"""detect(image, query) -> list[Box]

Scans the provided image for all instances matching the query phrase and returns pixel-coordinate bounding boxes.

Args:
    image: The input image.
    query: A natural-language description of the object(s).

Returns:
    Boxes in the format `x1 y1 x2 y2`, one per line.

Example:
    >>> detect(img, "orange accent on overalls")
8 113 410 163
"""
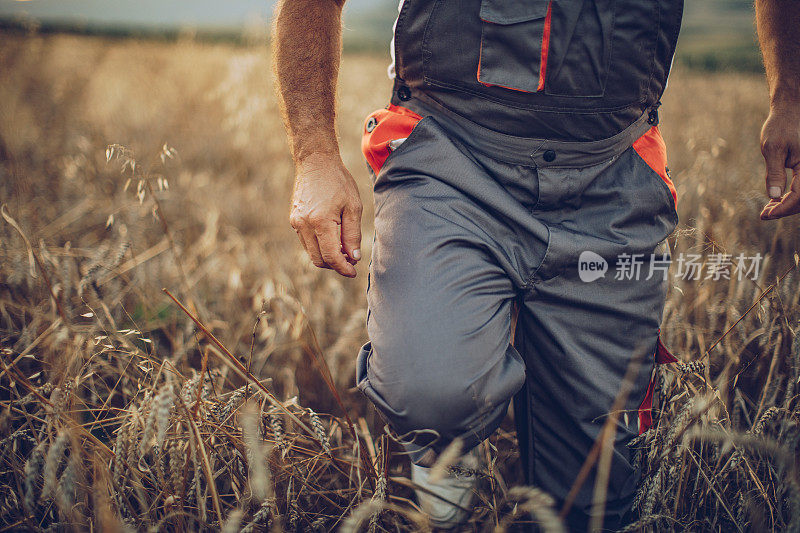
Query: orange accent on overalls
536 1 553 92
632 126 678 207
637 335 678 433
361 104 423 175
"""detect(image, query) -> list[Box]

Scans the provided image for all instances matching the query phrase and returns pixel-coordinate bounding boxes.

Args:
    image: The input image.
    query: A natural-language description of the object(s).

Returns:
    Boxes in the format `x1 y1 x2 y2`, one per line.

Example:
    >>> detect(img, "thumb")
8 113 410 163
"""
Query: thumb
341 203 363 262
763 143 788 199
763 165 800 220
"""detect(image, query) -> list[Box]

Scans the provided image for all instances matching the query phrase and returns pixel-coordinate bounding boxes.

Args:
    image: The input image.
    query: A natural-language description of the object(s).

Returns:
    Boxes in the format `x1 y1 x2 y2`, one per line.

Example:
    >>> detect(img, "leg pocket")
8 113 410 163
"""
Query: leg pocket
632 125 678 213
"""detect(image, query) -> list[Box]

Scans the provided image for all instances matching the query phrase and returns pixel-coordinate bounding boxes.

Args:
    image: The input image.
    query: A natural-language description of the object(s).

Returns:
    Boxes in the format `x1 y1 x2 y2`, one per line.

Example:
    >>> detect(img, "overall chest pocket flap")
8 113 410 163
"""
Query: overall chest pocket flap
478 0 552 93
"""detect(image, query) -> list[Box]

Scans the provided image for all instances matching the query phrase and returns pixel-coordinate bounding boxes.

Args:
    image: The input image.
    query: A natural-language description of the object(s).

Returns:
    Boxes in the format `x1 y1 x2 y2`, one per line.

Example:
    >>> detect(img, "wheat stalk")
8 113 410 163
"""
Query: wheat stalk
42 430 70 501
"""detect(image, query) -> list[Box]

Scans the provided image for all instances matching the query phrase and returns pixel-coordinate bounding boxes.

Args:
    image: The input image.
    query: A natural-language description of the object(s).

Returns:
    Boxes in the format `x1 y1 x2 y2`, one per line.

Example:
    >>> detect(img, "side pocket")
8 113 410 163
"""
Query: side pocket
361 104 423 176
637 334 678 434
477 0 552 93
632 125 678 211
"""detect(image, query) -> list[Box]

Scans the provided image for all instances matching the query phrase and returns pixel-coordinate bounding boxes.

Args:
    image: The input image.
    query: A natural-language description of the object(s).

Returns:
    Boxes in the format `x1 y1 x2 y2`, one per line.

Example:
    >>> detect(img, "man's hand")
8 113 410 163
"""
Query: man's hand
759 99 800 220
289 152 362 277
755 0 800 221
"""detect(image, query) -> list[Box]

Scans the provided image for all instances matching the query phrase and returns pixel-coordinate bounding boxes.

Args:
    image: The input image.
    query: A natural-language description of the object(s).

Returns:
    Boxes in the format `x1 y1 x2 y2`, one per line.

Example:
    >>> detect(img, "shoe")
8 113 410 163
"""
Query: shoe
412 447 481 529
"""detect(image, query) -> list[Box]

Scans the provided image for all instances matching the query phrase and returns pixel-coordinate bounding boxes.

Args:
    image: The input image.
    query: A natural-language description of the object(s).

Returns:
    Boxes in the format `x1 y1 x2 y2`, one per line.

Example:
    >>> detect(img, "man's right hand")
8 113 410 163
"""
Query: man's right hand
289 152 363 278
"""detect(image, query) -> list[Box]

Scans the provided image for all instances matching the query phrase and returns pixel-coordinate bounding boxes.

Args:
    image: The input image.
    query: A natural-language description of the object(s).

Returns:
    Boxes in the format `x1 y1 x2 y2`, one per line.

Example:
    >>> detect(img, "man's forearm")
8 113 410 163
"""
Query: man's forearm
273 0 345 165
273 0 362 278
756 0 800 106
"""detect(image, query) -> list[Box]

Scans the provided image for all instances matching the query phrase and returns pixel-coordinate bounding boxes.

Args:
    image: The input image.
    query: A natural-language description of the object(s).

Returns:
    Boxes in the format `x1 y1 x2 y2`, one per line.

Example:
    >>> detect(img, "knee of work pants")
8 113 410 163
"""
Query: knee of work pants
357 337 523 466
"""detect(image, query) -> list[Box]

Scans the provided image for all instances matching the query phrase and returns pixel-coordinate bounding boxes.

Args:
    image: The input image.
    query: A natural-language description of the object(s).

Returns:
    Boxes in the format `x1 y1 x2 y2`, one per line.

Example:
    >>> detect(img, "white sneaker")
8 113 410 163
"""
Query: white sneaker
412 448 481 529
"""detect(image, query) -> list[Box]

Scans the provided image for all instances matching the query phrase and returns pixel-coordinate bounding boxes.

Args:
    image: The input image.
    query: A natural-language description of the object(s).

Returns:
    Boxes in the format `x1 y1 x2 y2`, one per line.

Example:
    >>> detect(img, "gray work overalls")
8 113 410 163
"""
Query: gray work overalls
356 0 684 529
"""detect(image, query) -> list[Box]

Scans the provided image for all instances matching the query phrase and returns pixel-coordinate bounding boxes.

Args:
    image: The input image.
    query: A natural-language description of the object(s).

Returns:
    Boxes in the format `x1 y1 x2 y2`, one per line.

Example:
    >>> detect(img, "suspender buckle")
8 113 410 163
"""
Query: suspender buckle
647 102 662 126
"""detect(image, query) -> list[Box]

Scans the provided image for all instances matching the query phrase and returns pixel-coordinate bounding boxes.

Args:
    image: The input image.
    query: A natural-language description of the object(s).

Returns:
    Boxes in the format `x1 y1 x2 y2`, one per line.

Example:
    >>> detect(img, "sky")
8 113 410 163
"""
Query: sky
0 0 393 30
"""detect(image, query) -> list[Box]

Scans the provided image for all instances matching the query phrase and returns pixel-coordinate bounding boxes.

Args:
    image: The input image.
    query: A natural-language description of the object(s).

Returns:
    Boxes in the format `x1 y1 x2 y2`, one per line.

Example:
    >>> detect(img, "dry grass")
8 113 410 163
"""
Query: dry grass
1 30 799 532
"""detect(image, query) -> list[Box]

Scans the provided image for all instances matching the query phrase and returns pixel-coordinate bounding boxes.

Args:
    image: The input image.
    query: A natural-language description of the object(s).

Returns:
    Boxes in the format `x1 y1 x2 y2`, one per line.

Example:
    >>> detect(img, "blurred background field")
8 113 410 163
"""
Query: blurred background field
0 0 764 69
1 2 800 532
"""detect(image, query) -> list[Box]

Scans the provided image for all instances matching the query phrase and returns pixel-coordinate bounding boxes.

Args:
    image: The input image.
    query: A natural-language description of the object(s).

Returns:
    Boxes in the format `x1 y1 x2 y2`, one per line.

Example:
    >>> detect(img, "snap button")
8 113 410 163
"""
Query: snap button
543 149 556 162
397 85 411 101
366 116 377 132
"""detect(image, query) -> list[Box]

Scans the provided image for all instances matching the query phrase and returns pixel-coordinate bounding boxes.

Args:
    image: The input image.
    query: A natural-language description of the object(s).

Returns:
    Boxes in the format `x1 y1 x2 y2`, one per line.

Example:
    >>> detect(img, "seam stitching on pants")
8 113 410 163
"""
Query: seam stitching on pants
467 380 489 446
524 222 552 290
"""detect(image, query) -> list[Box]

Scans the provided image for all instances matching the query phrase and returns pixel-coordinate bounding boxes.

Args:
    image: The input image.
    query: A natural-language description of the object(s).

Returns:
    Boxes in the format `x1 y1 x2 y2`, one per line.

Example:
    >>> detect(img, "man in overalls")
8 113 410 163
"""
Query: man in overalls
273 0 800 529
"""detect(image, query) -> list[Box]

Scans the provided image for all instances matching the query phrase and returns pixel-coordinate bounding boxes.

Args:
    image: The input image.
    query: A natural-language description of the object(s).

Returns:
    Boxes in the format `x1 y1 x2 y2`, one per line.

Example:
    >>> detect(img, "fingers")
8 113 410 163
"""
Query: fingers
761 165 800 220
291 213 331 269
314 219 357 277
297 226 330 269
761 139 788 199
340 202 363 262
287 158 362 277
292 214 357 277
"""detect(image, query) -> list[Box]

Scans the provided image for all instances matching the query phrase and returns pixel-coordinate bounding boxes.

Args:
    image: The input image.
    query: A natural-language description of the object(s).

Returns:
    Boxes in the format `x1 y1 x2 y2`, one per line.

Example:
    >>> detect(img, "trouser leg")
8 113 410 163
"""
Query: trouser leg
356 118 538 466
514 145 679 531
514 285 662 531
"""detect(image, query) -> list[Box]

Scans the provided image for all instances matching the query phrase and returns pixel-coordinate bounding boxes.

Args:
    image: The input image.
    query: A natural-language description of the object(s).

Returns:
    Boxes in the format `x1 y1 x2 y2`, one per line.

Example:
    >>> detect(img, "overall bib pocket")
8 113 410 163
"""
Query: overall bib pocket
477 0 552 93
477 0 618 98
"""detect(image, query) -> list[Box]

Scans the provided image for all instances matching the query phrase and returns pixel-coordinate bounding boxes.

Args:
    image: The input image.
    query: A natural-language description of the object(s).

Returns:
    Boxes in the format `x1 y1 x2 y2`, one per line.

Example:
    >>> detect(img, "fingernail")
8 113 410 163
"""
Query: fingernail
769 186 782 199
352 249 361 261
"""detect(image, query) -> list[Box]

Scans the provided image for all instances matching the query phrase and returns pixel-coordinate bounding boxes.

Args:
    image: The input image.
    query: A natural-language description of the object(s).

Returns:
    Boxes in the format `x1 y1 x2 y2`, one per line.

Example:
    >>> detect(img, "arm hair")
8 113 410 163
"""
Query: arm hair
273 0 347 165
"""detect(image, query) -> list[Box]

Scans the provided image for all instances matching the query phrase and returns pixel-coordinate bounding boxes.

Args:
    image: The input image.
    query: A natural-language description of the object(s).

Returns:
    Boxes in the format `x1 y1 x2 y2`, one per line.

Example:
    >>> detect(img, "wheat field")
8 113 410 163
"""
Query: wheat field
1 30 799 532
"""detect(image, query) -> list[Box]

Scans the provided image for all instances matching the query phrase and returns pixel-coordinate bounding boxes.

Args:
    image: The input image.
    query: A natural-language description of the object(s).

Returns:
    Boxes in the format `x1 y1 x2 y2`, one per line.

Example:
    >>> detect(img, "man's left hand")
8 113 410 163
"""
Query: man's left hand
760 98 800 220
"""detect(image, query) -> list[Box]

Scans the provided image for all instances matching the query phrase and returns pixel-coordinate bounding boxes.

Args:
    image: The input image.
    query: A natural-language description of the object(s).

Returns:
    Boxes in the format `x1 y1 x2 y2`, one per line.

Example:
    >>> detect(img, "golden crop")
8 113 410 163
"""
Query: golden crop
1 31 798 531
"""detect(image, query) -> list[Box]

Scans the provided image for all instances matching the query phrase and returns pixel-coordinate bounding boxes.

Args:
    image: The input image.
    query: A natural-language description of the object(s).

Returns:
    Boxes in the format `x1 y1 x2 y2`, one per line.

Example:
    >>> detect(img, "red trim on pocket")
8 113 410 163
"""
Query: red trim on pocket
637 335 678 434
361 104 423 175
632 126 678 207
537 1 552 92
